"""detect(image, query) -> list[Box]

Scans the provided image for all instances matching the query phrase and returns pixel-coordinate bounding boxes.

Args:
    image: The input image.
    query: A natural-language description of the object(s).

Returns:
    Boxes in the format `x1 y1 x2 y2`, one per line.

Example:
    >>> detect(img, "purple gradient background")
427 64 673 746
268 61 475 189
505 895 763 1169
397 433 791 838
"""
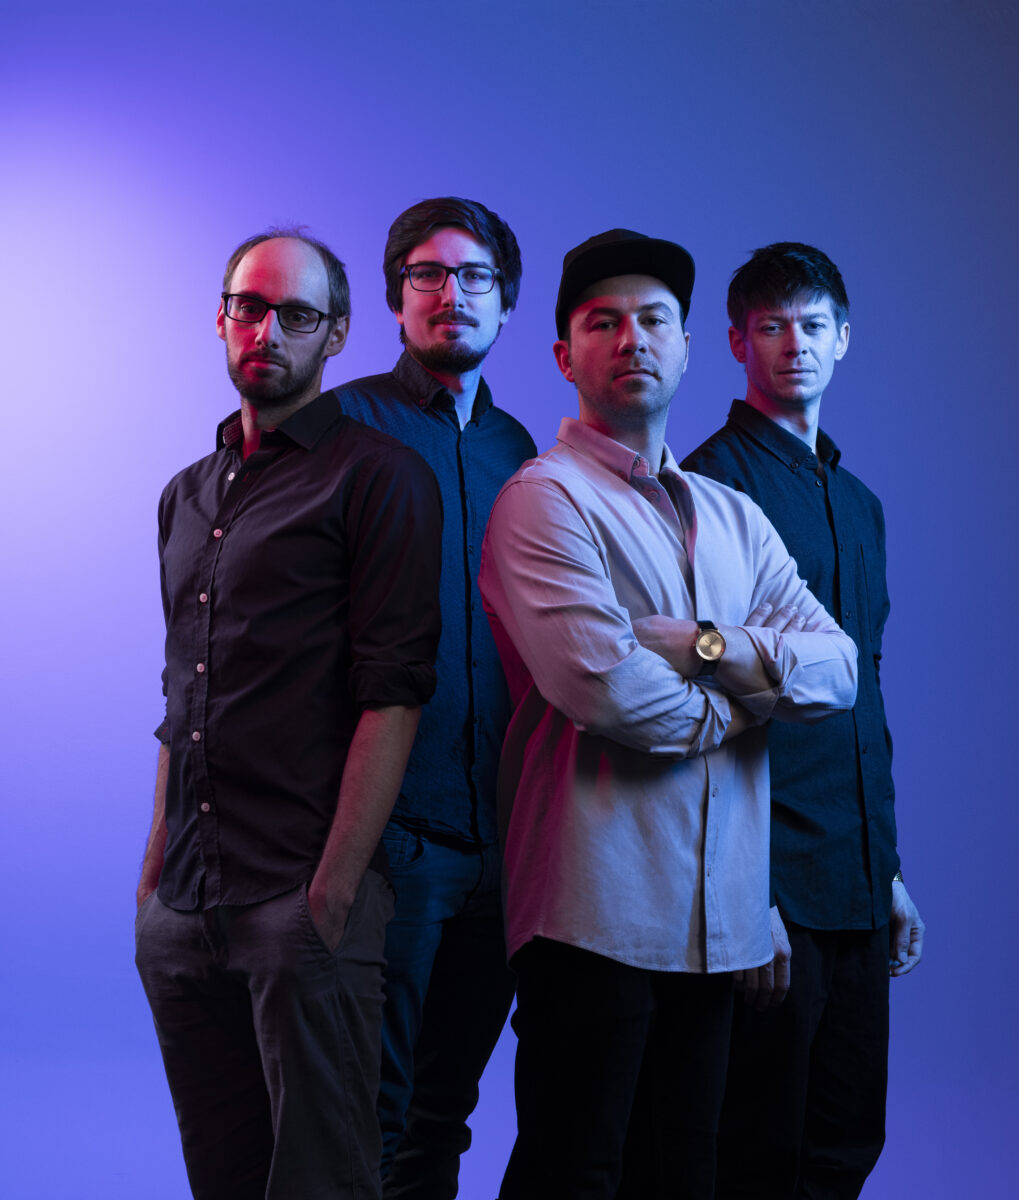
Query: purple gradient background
1 2 1015 1195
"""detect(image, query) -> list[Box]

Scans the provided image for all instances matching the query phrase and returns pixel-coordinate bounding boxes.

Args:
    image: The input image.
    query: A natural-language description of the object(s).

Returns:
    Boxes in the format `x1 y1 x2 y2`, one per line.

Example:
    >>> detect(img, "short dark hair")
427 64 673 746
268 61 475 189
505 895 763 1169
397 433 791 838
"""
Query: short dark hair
222 226 351 320
383 197 522 314
727 242 849 335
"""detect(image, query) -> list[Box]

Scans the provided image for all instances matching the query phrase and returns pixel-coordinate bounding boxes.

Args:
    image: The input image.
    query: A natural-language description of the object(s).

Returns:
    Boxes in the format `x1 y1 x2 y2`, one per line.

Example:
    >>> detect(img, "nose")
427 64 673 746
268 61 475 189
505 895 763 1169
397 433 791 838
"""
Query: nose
439 269 465 306
254 308 282 346
784 325 809 356
618 315 647 354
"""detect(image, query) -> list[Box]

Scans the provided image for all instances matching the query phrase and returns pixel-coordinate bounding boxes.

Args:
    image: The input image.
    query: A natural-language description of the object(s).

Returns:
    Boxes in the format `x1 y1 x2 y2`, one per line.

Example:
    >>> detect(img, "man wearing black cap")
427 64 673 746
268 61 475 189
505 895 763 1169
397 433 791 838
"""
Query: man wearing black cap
478 230 860 1199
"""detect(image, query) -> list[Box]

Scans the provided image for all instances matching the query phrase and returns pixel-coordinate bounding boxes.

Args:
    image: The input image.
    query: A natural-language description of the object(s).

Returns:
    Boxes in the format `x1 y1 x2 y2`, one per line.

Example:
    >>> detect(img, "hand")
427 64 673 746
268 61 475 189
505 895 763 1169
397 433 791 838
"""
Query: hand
631 615 701 677
307 878 352 953
734 906 791 1011
744 600 808 633
889 880 924 977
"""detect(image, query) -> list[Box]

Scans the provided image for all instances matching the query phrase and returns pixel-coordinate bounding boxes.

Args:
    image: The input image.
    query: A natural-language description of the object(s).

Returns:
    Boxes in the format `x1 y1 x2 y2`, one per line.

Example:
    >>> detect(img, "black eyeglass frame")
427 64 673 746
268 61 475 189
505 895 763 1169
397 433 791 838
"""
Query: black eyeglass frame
399 263 503 295
221 293 335 334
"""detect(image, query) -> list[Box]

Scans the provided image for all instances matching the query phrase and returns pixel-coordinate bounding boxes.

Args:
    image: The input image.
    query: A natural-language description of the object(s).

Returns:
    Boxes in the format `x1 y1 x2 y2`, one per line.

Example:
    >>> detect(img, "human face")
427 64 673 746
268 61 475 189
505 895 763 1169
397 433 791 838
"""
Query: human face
395 227 508 375
730 293 849 413
554 274 689 436
216 238 348 413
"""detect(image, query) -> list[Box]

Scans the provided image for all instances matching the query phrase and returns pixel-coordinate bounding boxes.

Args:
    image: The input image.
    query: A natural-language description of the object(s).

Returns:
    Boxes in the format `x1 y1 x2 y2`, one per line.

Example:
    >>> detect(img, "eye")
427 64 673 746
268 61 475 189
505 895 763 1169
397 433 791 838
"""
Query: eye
236 299 263 318
411 265 442 283
461 268 488 283
282 307 314 328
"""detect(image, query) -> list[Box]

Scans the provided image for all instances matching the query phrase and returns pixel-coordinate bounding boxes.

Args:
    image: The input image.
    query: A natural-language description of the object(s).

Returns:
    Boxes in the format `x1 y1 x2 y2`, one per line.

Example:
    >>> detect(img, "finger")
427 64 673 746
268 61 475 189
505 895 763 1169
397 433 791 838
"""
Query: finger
754 962 775 1013
741 967 759 1007
771 952 791 1006
745 602 773 627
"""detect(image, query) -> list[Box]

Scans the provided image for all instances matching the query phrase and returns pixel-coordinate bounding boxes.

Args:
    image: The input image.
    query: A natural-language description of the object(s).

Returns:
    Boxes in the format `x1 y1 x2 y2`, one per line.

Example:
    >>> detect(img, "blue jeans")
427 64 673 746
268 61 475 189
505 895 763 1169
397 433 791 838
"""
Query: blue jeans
135 872 393 1200
379 827 515 1199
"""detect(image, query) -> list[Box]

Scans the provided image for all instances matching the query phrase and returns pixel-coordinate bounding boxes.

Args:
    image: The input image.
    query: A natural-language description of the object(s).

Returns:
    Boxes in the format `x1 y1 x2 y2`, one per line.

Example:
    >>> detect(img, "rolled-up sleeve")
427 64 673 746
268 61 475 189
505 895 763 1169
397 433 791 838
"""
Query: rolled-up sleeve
347 445 443 710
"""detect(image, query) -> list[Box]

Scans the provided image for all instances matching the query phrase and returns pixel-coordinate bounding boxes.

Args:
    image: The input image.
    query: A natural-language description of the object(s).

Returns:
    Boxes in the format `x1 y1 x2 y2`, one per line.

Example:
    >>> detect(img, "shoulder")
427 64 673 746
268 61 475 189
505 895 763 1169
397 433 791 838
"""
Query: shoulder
681 422 760 489
484 402 538 453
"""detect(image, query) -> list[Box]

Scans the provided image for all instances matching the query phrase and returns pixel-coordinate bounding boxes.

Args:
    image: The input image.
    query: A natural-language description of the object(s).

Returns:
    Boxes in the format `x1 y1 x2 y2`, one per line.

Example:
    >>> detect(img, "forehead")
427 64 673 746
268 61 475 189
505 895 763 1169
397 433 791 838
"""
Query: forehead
572 273 681 320
407 226 494 265
229 238 329 304
748 291 838 323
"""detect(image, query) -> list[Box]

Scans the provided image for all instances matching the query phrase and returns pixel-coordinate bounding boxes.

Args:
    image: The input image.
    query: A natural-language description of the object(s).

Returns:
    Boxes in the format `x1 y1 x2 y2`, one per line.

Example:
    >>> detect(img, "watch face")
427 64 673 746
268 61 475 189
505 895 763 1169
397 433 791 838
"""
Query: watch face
696 628 725 662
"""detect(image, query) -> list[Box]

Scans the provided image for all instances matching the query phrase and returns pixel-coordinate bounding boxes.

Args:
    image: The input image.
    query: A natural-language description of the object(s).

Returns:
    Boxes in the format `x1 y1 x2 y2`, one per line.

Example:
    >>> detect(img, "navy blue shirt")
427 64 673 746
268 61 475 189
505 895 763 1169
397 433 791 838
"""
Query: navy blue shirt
683 401 899 930
329 353 536 844
157 391 442 909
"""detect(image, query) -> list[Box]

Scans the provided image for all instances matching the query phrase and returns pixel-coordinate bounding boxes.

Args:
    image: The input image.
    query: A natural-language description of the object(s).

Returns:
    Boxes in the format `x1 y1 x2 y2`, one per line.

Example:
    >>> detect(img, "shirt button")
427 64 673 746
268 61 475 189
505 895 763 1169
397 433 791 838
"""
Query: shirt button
815 479 823 488
199 592 208 604
712 786 719 796
200 802 210 813
648 491 660 504
213 528 223 539
844 610 852 619
196 663 205 674
191 731 201 742
227 472 236 481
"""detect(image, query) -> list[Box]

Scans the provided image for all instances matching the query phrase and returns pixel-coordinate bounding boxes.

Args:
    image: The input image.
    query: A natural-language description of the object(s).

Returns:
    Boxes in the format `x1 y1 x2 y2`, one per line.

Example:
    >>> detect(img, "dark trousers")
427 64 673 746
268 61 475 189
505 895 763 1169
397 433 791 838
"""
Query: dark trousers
499 938 735 1200
379 828 515 1199
135 872 393 1200
716 922 890 1200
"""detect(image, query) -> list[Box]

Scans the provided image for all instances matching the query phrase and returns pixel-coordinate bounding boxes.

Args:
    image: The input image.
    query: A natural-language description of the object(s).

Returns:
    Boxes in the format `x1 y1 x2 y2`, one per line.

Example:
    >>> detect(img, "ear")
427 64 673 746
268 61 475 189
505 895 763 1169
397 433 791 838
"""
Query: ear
553 338 574 382
498 307 510 329
728 325 746 364
324 315 349 359
216 299 227 343
834 321 850 361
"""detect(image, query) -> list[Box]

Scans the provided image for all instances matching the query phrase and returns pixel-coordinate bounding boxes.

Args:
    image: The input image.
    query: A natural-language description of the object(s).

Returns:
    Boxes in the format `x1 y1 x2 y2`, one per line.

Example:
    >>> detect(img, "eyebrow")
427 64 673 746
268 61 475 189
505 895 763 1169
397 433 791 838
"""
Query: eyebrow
584 301 677 318
232 290 323 308
406 258 494 267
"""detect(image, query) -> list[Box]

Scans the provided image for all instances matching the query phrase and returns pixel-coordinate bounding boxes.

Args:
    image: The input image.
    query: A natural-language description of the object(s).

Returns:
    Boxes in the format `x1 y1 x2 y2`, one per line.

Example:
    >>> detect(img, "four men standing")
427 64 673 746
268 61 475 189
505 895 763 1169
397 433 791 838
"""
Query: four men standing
137 218 920 1199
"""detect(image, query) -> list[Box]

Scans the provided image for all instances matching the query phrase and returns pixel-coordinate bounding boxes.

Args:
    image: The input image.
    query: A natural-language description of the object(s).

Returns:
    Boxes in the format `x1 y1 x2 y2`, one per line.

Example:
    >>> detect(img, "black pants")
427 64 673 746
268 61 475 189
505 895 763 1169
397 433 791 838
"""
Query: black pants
135 874 392 1200
716 922 889 1199
499 938 734 1200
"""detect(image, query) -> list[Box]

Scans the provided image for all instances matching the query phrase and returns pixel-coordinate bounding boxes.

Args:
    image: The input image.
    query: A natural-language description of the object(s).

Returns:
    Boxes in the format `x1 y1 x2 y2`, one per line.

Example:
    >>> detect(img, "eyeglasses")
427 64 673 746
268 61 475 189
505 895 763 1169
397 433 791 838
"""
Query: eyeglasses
401 263 501 295
221 293 334 333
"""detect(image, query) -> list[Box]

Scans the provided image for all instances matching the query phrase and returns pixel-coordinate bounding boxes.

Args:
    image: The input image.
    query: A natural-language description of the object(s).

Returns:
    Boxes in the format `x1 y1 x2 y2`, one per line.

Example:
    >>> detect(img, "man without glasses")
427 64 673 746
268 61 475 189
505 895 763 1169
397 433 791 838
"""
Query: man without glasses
479 228 859 1200
683 242 924 1198
329 197 535 1198
135 229 442 1199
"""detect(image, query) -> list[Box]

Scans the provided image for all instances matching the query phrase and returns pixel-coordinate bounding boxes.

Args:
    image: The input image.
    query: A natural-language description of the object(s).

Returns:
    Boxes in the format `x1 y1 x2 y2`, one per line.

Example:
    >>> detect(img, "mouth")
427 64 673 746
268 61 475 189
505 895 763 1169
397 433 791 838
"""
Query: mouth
429 315 478 328
615 368 657 380
243 356 286 368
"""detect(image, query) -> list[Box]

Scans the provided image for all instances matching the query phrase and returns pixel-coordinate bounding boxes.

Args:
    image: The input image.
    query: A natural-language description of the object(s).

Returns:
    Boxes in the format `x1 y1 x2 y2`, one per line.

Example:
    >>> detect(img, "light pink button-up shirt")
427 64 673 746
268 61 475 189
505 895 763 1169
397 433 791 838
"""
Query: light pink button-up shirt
479 418 857 973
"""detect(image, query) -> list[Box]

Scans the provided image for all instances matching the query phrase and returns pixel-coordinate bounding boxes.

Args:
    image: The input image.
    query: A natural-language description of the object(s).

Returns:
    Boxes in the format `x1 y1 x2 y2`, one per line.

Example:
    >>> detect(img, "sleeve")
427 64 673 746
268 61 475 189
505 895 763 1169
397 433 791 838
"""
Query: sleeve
479 476 739 759
345 445 443 710
734 505 859 723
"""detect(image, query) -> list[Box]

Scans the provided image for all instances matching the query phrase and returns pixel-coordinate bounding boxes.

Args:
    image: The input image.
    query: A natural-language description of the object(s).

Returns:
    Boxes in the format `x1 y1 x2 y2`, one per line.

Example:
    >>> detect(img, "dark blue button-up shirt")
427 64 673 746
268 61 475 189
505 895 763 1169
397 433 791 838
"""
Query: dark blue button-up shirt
683 401 899 930
329 353 536 844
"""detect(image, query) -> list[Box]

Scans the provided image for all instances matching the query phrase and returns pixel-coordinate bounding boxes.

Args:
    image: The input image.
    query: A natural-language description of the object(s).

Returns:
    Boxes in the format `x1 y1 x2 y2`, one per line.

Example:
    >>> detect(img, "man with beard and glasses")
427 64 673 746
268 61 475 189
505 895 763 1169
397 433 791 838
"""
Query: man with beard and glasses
134 229 443 1200
329 198 535 1199
479 229 859 1200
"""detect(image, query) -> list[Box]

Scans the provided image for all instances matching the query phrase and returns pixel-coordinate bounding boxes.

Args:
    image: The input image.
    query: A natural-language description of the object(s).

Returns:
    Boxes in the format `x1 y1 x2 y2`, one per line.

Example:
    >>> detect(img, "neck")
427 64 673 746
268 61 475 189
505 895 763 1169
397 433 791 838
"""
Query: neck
422 362 483 430
744 389 820 452
239 394 308 458
581 409 667 475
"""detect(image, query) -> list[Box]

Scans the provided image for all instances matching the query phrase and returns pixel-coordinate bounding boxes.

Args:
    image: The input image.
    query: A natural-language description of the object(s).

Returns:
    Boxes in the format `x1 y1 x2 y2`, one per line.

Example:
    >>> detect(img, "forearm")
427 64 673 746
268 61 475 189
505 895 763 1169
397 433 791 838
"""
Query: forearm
137 742 169 907
309 705 420 917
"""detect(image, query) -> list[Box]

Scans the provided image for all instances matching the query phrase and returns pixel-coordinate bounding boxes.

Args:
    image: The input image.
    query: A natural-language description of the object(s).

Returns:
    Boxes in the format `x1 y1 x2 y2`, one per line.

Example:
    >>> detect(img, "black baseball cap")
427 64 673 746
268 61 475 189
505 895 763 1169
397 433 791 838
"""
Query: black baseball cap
554 228 696 337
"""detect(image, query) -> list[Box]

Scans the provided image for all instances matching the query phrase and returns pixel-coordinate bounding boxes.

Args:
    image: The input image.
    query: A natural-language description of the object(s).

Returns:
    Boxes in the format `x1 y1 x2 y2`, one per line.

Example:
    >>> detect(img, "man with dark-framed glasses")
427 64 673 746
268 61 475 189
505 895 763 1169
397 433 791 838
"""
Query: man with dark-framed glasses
329 198 535 1198
135 228 443 1199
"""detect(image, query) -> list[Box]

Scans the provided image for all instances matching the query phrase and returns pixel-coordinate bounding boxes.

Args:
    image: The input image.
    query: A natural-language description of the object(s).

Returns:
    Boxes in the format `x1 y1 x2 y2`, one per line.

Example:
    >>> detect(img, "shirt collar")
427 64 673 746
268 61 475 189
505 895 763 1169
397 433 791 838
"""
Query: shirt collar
726 399 841 471
556 416 682 484
391 350 494 419
215 390 342 454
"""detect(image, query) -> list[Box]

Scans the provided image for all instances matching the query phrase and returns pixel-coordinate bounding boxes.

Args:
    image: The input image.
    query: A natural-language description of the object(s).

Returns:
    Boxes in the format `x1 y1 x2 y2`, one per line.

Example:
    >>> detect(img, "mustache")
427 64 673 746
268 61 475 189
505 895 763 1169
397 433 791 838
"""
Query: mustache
429 313 478 328
241 352 287 367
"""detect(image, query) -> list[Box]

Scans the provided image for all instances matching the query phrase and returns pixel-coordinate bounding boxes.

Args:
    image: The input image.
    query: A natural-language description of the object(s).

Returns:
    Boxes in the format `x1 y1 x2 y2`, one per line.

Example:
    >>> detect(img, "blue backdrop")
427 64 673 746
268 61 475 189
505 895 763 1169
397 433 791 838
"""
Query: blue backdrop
1 1 1015 1195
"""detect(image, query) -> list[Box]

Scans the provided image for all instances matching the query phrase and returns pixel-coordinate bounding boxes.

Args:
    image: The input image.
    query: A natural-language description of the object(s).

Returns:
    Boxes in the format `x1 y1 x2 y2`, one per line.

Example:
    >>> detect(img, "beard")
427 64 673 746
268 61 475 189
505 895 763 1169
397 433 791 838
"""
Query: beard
403 323 501 375
226 348 323 414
